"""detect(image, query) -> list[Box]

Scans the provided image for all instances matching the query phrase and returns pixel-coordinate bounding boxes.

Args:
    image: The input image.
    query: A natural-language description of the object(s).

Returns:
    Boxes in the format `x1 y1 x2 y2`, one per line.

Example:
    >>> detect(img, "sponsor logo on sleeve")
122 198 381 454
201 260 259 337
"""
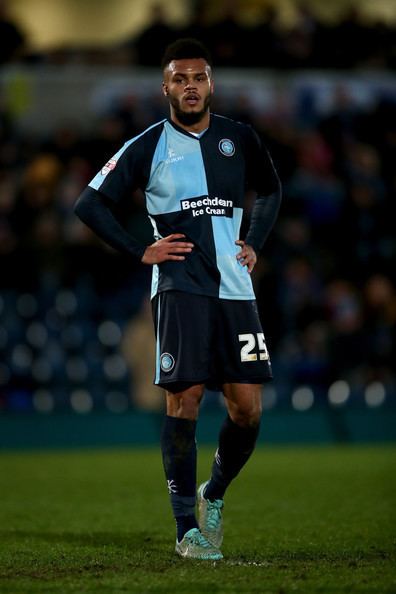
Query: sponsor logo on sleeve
101 158 117 175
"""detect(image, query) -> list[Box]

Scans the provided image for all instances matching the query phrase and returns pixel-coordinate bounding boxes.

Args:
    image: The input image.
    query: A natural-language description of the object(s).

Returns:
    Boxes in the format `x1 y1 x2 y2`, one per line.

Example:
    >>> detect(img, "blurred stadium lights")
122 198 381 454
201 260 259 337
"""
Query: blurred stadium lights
11 344 33 371
32 358 53 383
0 326 8 349
70 389 93 414
105 391 129 413
98 320 122 347
61 324 84 349
26 321 48 349
364 382 386 408
261 385 277 410
0 363 11 387
66 357 89 383
16 294 37 318
45 308 63 332
55 290 78 317
103 354 128 381
3 377 389 415
291 386 314 411
33 389 54 413
328 380 350 407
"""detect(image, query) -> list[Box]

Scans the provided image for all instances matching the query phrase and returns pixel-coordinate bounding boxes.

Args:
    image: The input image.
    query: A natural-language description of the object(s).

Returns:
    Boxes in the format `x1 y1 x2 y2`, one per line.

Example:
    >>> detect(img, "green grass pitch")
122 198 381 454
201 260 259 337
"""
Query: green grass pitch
0 445 395 593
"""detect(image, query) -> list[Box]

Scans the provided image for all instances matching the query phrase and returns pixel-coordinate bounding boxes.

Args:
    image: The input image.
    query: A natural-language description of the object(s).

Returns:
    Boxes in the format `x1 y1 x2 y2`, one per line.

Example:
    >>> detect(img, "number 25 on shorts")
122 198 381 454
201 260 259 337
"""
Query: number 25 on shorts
238 333 269 362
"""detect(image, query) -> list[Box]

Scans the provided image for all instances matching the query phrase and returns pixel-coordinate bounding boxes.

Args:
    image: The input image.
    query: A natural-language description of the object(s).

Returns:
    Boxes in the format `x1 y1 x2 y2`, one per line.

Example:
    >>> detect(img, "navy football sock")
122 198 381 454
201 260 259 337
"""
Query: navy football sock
175 514 198 543
204 415 260 501
161 415 199 540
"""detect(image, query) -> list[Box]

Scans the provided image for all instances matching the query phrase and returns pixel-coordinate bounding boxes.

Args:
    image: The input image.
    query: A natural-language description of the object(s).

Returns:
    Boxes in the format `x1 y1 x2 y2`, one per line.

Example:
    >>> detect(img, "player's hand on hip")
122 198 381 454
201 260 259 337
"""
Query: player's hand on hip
235 240 257 273
141 234 194 265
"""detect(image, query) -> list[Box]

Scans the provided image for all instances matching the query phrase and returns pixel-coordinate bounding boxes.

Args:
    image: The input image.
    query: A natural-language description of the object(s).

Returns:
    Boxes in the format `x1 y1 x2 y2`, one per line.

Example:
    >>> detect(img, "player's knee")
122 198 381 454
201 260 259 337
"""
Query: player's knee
231 401 262 428
166 384 204 419
179 393 201 419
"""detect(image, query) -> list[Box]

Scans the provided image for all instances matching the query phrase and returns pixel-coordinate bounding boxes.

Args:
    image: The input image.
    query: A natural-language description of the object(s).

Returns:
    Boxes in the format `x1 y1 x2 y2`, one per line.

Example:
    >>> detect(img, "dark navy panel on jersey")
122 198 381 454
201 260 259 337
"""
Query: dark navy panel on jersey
89 115 279 300
152 291 272 391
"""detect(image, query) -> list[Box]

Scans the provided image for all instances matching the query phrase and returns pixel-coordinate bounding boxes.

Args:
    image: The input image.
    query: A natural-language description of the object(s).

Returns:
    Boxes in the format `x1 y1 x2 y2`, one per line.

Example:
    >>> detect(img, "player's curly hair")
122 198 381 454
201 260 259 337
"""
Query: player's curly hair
161 38 212 69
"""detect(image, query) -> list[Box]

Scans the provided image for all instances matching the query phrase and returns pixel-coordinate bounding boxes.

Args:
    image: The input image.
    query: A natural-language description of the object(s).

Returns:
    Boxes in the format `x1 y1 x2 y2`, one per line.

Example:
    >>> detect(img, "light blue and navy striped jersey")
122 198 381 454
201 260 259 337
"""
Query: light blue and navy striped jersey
88 114 279 300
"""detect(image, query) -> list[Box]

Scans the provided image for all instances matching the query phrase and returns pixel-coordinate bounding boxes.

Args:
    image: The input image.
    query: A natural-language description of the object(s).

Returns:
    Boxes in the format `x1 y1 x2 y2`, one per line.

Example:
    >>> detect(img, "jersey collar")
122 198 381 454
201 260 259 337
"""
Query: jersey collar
167 116 211 139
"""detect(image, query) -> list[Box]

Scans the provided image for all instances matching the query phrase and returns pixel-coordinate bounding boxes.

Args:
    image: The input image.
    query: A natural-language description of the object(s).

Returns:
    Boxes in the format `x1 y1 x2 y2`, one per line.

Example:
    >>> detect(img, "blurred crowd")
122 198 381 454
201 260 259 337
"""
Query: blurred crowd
0 0 395 413
127 3 396 70
0 73 395 413
1 0 396 70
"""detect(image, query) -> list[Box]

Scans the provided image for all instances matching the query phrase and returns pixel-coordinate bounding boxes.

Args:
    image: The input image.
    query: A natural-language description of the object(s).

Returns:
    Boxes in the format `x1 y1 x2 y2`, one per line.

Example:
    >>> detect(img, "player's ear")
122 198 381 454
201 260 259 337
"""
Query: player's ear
210 79 214 95
162 82 169 96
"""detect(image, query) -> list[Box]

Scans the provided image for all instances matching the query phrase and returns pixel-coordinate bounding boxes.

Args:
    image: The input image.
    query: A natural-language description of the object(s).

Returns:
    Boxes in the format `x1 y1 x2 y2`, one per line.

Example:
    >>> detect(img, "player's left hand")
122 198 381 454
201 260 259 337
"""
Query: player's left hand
235 240 257 273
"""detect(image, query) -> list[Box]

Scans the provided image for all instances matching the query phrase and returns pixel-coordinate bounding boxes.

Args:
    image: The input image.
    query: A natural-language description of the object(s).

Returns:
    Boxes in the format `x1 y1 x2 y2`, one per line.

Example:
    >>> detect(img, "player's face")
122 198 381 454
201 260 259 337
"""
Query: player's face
162 58 214 128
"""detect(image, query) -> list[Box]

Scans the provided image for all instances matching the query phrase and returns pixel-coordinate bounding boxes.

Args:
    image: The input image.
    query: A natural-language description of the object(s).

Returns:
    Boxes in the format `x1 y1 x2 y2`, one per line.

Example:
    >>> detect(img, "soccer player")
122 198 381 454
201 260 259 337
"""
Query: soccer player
74 38 281 560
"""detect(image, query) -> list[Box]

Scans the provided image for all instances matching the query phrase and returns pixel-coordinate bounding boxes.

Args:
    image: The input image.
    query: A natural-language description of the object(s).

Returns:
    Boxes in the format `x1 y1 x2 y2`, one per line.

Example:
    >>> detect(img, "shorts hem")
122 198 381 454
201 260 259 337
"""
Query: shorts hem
154 377 210 390
155 375 273 391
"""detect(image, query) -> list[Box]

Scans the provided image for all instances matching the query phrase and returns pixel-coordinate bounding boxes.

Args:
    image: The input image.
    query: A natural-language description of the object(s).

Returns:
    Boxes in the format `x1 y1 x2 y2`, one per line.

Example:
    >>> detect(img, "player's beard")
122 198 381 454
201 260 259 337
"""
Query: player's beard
170 93 211 126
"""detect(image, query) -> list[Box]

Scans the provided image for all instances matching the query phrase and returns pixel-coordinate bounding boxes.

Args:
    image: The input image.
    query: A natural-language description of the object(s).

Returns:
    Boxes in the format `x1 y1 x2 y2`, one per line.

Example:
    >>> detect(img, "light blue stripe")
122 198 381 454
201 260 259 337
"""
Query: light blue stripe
151 265 159 299
211 207 255 300
154 294 161 384
88 120 166 191
148 216 162 299
145 121 208 215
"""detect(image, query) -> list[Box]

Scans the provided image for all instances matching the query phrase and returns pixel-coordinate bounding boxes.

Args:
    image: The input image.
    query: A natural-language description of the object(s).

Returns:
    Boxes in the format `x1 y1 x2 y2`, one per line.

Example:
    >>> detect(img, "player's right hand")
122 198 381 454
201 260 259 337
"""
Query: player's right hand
141 234 194 265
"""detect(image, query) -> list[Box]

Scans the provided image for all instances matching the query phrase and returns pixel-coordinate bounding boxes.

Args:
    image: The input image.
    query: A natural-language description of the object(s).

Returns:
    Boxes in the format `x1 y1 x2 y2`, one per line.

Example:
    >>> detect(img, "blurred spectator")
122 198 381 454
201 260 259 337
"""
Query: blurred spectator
176 0 210 45
122 296 163 411
325 280 365 381
331 7 368 69
1 64 395 411
129 3 175 66
0 0 26 65
362 275 396 380
0 0 394 70
206 0 248 67
277 3 319 69
249 5 281 68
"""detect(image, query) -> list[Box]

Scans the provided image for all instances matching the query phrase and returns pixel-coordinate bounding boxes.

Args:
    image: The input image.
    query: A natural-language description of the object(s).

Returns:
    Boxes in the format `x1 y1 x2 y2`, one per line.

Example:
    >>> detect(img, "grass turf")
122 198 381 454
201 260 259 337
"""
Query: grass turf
0 445 395 593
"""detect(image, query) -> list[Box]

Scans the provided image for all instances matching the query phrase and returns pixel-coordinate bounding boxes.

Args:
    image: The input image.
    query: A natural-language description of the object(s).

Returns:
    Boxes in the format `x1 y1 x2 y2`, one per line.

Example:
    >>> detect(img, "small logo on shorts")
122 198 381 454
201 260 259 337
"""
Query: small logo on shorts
219 138 235 157
101 158 117 175
160 352 175 373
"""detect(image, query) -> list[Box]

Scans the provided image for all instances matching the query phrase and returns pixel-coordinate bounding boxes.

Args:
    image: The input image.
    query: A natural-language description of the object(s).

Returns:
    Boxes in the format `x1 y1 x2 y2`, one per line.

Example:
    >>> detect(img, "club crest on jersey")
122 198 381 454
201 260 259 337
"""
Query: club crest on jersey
101 158 117 175
219 138 235 157
160 352 175 373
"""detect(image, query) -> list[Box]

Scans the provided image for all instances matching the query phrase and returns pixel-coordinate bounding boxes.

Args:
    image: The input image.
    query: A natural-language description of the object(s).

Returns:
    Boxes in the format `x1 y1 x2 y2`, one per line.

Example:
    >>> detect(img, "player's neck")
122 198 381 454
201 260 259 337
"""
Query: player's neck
170 110 210 134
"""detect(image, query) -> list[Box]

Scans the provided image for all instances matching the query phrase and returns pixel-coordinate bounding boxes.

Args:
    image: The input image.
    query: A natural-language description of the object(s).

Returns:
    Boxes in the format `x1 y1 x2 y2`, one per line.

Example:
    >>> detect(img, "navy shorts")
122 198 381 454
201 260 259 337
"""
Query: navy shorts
152 290 272 392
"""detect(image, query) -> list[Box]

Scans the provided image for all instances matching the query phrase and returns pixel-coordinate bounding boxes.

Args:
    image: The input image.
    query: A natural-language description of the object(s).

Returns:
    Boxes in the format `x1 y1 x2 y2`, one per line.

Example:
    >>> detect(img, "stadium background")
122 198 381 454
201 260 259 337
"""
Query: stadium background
0 0 395 447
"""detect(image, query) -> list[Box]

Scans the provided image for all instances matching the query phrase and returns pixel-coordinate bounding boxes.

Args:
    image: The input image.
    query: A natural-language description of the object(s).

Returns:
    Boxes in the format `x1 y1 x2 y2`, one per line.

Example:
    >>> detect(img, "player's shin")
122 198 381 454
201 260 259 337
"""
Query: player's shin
160 415 199 542
204 415 260 501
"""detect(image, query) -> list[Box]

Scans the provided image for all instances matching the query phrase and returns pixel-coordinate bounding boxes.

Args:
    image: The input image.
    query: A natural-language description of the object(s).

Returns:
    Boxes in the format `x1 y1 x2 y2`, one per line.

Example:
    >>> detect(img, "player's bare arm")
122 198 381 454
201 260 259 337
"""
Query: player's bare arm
142 233 194 265
235 240 257 274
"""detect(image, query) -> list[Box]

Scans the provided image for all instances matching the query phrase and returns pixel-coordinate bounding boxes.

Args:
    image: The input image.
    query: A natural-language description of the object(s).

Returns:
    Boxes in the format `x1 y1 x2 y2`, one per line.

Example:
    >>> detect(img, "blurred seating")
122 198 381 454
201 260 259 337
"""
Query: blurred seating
0 64 395 414
4 1 395 71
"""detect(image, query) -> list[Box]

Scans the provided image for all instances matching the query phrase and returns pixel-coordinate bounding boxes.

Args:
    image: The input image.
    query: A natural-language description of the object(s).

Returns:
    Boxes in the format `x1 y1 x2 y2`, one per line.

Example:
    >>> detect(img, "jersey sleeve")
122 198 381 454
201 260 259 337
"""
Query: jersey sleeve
243 125 280 196
88 137 146 204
